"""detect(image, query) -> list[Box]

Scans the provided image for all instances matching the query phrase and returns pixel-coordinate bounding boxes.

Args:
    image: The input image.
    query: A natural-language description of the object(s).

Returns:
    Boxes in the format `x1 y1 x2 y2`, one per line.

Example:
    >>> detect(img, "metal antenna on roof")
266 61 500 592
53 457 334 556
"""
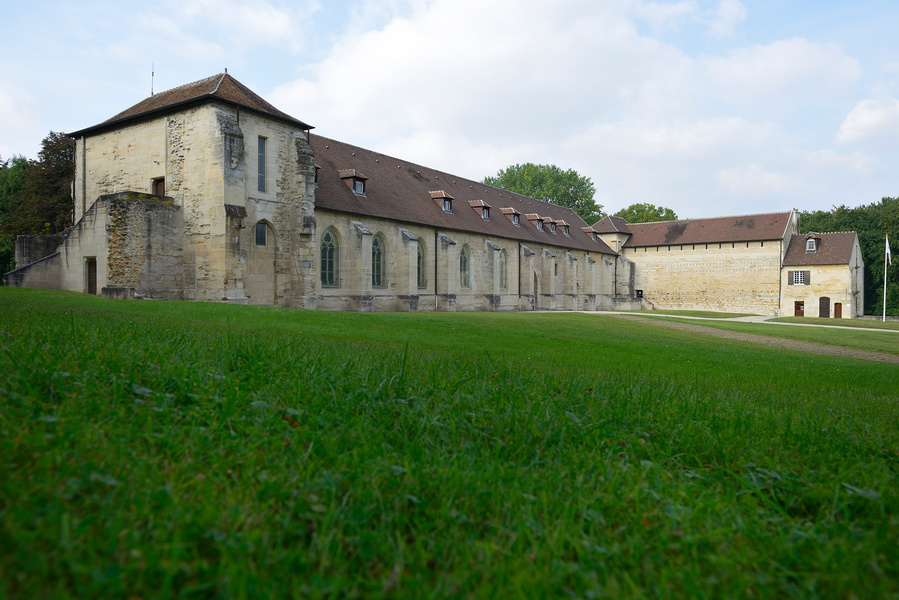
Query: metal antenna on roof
151 62 154 96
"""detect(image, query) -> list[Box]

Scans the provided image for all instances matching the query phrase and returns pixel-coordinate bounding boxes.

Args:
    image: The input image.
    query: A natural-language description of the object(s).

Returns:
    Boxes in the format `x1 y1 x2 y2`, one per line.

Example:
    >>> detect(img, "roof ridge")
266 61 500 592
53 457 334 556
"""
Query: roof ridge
310 133 586 222
210 72 227 95
628 210 793 226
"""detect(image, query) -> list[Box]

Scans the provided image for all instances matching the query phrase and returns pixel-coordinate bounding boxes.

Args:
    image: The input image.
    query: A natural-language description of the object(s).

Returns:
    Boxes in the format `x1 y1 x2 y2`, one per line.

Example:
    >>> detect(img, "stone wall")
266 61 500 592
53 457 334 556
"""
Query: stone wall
621 240 786 315
105 194 184 299
3 253 61 289
313 209 628 312
14 235 63 269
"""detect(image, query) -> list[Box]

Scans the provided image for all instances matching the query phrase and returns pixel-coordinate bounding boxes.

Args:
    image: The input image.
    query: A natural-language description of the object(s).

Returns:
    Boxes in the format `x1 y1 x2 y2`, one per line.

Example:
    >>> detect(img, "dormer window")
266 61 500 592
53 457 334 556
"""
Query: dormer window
430 190 454 213
339 169 368 196
536 220 544 232
314 164 321 187
591 232 598 242
469 199 492 219
563 225 570 236
806 238 817 252
513 214 520 226
549 222 556 234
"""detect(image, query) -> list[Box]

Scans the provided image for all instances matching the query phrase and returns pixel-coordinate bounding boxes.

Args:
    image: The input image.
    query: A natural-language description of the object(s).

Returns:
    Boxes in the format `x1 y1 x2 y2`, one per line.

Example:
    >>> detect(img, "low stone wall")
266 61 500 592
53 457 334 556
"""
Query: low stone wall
3 253 62 289
15 235 63 269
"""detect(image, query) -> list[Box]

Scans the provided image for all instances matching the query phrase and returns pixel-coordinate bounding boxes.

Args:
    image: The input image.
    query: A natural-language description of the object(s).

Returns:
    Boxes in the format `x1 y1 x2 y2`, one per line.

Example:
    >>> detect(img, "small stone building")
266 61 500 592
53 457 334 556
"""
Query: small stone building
780 232 864 318
4 73 864 317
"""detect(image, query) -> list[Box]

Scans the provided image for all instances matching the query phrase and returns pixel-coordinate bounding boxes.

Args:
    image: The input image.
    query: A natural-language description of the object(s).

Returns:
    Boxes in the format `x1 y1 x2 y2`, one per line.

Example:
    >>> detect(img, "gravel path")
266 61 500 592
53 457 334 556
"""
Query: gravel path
607 314 899 364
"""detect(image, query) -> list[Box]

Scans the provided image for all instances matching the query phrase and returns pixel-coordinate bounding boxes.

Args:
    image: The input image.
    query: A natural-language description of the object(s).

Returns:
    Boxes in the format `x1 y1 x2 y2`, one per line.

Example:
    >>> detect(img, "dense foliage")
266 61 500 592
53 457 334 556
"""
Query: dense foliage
0 132 75 273
482 163 604 224
1 289 898 599
0 155 27 273
613 203 677 223
801 197 899 315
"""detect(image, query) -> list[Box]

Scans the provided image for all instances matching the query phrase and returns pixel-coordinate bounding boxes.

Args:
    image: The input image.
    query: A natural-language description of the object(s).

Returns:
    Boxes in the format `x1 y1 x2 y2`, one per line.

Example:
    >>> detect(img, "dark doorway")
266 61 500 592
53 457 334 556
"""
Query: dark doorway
85 257 97 295
153 177 165 196
819 296 830 318
834 303 842 319
794 301 804 317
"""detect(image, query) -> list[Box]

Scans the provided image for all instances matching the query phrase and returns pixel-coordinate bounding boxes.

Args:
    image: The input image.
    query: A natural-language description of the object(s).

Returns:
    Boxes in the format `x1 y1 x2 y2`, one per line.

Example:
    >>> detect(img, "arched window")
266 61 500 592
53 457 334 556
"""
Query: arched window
417 240 426 289
255 221 268 246
499 249 508 290
320 228 339 287
372 234 386 287
460 245 471 288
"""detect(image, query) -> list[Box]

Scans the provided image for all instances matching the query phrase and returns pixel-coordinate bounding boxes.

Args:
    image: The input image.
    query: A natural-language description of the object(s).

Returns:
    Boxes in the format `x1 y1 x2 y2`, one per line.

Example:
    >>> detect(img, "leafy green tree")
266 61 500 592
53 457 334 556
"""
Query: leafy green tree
2 132 75 237
801 197 899 316
482 163 604 224
0 155 28 273
613 203 677 223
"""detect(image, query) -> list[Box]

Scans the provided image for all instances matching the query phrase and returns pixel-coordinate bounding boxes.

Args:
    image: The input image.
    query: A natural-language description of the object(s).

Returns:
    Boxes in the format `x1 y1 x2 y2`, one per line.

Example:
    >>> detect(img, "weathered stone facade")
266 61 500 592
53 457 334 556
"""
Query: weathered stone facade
4 73 864 318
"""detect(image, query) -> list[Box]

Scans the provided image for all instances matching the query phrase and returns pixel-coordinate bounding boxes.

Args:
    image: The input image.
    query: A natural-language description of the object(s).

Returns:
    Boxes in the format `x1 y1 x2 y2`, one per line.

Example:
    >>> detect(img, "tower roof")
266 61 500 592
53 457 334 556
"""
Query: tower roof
70 73 312 137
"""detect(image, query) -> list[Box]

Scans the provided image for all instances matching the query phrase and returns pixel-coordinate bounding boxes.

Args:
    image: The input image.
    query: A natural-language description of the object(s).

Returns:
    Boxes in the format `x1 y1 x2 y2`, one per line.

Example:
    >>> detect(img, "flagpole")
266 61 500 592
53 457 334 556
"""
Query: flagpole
885 234 892 322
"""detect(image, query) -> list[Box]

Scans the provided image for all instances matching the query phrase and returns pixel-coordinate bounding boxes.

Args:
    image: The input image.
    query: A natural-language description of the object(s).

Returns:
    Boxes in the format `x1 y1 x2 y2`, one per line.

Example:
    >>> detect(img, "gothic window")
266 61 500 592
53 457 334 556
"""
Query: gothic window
372 234 386 287
417 240 426 289
460 245 471 288
255 221 267 246
321 228 339 287
499 249 508 289
257 137 266 193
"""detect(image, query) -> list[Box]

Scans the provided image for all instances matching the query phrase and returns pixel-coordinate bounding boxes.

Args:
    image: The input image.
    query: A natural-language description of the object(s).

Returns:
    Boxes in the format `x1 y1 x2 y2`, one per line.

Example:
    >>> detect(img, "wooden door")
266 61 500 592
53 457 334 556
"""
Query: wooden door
834 303 842 319
794 301 804 317
819 297 830 318
86 257 97 295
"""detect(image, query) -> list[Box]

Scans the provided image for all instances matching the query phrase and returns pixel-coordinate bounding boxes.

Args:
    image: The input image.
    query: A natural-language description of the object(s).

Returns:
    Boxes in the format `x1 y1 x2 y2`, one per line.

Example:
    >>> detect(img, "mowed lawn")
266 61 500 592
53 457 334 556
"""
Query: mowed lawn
1 289 897 599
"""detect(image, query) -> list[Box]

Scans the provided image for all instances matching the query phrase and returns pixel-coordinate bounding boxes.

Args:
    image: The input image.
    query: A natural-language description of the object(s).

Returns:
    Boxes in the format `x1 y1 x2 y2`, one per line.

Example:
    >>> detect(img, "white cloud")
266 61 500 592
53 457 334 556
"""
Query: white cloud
837 98 899 147
265 0 893 218
631 0 700 29
706 0 746 38
0 83 44 160
703 38 860 117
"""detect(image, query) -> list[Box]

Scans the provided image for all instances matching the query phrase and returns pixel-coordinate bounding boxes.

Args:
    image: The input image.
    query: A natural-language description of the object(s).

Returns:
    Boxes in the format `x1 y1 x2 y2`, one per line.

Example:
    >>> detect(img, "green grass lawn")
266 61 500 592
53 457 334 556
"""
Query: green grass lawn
619 309 759 319
771 316 899 331
1 289 898 599
651 316 899 356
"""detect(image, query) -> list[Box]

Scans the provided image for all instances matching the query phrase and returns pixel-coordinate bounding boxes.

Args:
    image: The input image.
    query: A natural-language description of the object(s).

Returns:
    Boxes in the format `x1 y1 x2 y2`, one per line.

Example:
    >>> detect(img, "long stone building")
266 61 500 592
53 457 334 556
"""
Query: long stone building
3 73 864 318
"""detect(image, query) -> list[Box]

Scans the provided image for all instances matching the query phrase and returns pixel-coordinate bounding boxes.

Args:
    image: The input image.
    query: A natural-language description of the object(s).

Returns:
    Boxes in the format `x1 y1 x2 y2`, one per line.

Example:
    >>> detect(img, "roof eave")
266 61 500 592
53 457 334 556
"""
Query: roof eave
69 95 314 139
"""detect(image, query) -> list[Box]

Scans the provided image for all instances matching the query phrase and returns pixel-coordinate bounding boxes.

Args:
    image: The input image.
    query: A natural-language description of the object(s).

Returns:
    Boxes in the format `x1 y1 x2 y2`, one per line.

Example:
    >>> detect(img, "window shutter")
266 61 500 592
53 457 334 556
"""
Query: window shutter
805 271 811 285
788 271 794 285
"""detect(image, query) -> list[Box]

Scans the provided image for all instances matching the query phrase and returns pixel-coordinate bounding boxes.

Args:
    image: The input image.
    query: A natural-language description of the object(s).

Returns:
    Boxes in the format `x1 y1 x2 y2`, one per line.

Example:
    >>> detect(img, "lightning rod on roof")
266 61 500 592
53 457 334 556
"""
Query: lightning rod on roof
151 62 155 96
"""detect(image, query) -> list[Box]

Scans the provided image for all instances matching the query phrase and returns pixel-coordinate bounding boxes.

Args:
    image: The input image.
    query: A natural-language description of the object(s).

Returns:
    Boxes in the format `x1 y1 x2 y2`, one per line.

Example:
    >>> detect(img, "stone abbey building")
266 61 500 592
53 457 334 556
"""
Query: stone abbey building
4 74 864 318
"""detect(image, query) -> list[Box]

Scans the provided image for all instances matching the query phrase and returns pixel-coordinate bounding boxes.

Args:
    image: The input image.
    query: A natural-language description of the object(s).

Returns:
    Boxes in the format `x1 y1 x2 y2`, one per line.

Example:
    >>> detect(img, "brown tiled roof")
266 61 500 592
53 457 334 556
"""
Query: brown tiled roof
311 134 617 255
70 73 312 136
783 232 858 266
621 212 793 247
593 215 631 234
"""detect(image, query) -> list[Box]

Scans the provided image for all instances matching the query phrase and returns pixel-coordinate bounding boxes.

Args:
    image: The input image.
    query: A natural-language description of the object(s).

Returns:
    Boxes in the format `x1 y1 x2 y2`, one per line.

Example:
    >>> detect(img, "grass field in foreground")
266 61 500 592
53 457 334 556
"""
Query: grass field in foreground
1 288 898 599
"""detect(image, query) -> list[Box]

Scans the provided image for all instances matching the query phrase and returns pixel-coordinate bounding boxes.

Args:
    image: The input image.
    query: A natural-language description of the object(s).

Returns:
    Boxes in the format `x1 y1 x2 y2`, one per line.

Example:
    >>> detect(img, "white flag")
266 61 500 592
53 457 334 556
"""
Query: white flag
888 235 893 266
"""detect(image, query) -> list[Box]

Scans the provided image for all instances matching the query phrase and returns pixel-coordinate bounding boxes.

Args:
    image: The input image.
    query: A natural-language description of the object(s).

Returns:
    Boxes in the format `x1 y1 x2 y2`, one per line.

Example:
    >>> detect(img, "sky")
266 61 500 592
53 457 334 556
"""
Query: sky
2 0 898 219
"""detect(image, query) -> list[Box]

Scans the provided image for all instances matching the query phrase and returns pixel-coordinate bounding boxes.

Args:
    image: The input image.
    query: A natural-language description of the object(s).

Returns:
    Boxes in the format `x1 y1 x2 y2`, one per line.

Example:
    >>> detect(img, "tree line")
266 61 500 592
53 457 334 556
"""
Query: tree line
801 198 899 316
0 132 75 273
